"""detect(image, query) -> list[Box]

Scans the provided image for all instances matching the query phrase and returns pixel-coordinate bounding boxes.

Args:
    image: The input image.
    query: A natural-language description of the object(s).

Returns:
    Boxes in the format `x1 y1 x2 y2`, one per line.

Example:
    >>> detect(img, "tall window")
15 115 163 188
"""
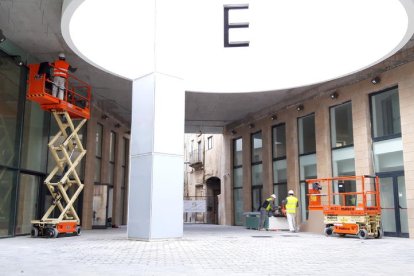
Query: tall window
197 141 202 162
370 87 407 236
120 138 130 225
298 114 316 221
233 138 243 225
207 136 213 150
330 102 356 206
272 124 287 207
94 124 103 183
371 87 403 172
108 131 116 185
251 131 263 211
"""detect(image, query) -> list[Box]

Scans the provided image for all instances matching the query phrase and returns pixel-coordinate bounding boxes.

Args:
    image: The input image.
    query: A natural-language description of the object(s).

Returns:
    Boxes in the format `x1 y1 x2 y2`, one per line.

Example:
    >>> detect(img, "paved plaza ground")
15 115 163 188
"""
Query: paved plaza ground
1 224 414 275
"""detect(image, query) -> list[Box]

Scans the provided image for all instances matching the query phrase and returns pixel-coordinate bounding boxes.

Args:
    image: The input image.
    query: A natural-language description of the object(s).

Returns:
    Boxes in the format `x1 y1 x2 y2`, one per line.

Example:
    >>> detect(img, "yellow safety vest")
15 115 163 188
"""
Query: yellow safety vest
285 195 298 214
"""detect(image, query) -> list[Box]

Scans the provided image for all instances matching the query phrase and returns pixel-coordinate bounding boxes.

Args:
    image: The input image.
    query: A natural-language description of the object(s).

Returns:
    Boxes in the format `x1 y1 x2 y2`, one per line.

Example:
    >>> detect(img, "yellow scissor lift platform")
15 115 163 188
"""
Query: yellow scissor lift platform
27 63 90 238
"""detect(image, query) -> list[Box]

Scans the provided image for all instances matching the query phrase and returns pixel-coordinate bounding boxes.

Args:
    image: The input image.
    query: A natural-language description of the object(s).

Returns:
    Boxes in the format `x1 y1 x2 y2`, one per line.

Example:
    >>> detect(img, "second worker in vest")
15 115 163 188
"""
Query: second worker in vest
258 194 276 231
52 53 77 100
284 190 299 232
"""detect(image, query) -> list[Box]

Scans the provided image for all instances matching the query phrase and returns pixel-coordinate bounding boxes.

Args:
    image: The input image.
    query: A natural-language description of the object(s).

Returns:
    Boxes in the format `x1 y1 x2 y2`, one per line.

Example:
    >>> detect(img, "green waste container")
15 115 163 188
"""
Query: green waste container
243 212 269 230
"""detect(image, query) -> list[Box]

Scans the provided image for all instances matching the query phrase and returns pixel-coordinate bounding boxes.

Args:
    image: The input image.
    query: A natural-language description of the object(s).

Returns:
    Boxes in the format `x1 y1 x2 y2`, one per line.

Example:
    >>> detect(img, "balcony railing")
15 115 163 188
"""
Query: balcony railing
188 149 203 169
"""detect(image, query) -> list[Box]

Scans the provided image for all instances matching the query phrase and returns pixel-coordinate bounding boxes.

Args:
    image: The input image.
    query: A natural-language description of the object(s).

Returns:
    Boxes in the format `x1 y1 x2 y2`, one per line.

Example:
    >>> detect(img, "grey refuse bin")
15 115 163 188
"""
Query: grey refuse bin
243 212 269 230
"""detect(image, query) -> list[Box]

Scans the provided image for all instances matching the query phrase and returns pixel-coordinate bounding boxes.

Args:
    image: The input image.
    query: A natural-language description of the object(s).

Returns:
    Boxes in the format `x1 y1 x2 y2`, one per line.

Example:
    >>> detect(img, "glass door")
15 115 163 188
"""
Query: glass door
92 185 108 228
92 184 113 228
378 172 408 237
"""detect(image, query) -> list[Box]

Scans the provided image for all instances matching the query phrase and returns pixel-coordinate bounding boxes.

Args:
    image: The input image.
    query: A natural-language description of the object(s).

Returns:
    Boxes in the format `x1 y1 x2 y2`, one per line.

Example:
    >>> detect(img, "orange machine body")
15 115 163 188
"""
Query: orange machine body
27 63 91 119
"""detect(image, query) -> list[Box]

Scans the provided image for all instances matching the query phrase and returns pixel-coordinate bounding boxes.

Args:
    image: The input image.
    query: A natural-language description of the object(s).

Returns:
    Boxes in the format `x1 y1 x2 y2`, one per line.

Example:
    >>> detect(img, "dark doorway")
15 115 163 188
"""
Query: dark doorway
206 177 221 224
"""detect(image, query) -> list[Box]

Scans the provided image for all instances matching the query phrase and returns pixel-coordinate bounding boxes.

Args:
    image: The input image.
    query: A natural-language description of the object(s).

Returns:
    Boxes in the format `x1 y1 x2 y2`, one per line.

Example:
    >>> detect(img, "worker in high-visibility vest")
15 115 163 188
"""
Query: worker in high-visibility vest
52 53 76 100
258 194 276 230
285 190 299 232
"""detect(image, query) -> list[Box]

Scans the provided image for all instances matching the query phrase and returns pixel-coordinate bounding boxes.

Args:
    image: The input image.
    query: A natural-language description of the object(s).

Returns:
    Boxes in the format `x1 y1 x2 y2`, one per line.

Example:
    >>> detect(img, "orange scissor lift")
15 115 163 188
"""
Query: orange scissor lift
306 175 383 239
27 63 90 238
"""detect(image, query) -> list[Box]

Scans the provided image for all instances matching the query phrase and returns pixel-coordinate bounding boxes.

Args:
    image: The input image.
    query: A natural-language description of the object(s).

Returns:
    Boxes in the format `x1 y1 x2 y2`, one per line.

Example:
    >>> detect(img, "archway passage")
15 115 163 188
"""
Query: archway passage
206 177 221 224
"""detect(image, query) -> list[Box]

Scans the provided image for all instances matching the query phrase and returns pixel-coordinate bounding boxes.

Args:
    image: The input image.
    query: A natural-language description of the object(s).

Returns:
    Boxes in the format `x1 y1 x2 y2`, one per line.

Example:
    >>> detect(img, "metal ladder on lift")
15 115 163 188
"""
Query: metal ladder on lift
31 111 87 238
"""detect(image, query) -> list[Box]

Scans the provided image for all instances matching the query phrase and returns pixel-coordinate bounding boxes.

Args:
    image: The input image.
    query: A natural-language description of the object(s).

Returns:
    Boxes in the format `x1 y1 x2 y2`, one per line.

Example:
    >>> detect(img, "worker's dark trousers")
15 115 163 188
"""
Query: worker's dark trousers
259 208 267 230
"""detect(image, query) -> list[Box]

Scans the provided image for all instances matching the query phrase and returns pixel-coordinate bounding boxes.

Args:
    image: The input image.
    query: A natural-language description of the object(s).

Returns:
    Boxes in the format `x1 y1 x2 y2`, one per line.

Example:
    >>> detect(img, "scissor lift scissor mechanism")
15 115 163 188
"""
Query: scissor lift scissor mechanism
306 175 383 239
27 63 91 238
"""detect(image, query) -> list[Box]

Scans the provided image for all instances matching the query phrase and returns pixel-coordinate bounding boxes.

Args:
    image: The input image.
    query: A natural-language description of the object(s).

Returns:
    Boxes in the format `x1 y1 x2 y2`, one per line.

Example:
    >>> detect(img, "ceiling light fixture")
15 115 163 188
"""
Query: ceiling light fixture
270 114 278 120
296 104 304 112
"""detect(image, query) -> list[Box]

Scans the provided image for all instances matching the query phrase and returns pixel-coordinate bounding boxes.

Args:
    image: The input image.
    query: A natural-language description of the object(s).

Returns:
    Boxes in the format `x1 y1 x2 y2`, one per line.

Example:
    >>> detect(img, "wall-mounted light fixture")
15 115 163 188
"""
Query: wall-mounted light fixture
231 129 237 135
248 123 255 129
0 29 6 43
296 104 304 111
270 114 278 121
11 55 24 66
371 76 381 84
330 91 338 100
101 114 109 120
114 123 121 128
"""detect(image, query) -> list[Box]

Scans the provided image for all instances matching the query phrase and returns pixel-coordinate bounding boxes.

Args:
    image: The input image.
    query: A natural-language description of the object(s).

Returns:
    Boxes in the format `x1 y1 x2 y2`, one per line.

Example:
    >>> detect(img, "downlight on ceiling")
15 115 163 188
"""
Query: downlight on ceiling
62 0 414 93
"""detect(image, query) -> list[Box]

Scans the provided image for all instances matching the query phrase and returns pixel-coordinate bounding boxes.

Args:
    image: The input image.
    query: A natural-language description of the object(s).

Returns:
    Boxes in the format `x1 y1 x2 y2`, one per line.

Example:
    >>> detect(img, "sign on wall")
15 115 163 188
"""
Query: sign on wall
184 200 207 212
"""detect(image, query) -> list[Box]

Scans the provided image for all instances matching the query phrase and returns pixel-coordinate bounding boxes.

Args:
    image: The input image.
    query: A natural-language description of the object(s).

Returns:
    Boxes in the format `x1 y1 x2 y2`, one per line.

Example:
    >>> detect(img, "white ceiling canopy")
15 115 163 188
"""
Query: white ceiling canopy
62 0 414 93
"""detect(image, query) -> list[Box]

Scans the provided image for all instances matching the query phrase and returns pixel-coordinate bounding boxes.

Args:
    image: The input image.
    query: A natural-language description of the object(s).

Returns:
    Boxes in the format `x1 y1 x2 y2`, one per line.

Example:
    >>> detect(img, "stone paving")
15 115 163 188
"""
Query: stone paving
1 224 414 275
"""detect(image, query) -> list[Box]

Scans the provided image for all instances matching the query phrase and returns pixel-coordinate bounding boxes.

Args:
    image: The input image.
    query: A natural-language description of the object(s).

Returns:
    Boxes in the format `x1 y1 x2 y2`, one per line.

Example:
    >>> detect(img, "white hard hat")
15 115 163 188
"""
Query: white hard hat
271 194 276 199
58 52 66 59
288 190 294 195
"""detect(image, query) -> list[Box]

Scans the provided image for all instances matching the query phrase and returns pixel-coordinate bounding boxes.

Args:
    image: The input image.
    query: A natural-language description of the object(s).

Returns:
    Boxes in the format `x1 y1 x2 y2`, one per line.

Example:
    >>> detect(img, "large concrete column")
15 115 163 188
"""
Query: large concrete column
128 73 184 240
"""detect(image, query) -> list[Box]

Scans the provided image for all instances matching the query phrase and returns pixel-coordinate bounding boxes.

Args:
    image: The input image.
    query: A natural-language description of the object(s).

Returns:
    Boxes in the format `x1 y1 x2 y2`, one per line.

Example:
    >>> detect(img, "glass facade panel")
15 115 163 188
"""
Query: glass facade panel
109 131 116 162
0 168 16 237
398 176 408 234
330 102 353 148
233 167 243 188
233 189 244 226
272 124 286 158
380 177 397 232
371 88 401 138
15 174 40 235
273 159 287 183
251 132 262 163
20 101 49 172
252 164 263 187
298 114 316 154
94 158 101 183
373 138 403 173
96 124 103 158
108 163 114 185
233 138 243 166
300 182 309 222
299 154 317 181
252 187 262 212
0 55 21 168
332 147 355 176
273 184 287 207
93 185 107 226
